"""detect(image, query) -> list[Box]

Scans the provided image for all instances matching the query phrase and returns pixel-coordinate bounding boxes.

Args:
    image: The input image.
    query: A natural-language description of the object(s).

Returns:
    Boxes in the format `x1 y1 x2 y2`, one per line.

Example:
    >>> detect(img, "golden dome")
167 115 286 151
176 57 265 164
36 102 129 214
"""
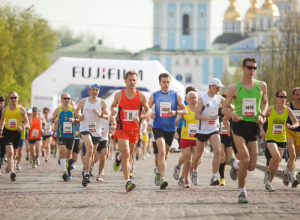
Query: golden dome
258 0 280 16
245 0 259 19
224 0 241 21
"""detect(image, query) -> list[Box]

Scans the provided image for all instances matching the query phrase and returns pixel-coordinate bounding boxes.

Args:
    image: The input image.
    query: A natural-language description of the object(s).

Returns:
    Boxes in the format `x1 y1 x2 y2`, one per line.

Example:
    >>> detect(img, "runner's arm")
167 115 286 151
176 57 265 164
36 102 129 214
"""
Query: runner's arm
51 108 59 123
139 92 151 121
75 99 85 120
258 82 269 124
100 100 109 120
176 114 183 123
176 94 187 116
222 116 231 133
110 92 120 117
194 97 213 120
286 107 300 129
20 106 29 132
222 85 243 122
0 107 6 135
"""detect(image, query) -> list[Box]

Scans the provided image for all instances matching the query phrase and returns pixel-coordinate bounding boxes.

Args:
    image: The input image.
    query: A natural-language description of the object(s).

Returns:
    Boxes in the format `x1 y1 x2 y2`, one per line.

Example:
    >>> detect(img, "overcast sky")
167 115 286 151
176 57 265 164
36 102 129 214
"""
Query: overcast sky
6 0 266 52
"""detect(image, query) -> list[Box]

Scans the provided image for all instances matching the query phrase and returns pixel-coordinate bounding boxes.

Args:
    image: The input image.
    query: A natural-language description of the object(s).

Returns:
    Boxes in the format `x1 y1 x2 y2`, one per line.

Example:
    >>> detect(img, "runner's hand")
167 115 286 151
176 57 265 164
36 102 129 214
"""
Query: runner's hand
285 123 292 129
17 126 23 132
227 129 231 137
54 118 58 125
231 113 243 122
93 109 100 116
110 124 116 132
133 117 139 124
150 112 156 119
174 131 179 139
257 115 264 125
210 115 218 121
260 129 265 138
111 107 117 116
69 118 75 123
79 114 84 121
168 110 176 117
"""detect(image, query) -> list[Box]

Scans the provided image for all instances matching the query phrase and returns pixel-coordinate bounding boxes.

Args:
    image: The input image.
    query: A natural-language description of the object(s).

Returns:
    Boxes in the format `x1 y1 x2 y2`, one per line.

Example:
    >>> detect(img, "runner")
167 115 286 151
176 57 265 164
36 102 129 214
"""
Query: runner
283 87 300 187
0 95 6 176
15 126 26 170
76 84 109 187
222 57 268 203
52 93 77 181
262 90 299 191
25 109 32 162
191 78 226 186
218 94 234 186
29 107 46 168
69 100 80 171
148 73 187 189
174 91 198 188
111 70 150 192
0 91 28 181
42 107 53 162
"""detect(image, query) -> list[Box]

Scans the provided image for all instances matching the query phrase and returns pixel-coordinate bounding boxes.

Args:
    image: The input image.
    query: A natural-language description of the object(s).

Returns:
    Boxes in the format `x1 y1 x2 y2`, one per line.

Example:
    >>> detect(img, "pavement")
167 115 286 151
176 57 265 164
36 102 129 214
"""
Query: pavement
0 150 300 220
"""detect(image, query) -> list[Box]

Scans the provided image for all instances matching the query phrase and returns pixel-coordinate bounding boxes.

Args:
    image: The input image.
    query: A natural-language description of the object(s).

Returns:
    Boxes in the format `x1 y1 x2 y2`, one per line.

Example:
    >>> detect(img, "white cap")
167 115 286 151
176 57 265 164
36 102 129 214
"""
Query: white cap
27 109 32 114
209 78 225 88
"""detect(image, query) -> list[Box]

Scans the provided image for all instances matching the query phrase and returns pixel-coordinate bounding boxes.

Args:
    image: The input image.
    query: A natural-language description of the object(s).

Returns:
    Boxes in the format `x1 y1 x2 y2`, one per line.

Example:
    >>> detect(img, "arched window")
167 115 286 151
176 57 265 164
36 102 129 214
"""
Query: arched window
183 14 190 35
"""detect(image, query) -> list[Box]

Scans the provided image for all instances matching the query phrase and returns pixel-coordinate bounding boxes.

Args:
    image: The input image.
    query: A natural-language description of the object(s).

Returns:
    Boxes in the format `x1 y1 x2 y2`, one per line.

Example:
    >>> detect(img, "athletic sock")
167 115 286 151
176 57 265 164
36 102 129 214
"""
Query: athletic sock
60 159 66 172
238 188 246 194
176 165 180 170
284 166 290 175
84 171 89 176
219 162 226 178
212 173 217 178
233 159 239 169
160 177 165 182
117 154 121 161
126 179 131 184
290 170 296 180
156 168 160 174
67 159 73 175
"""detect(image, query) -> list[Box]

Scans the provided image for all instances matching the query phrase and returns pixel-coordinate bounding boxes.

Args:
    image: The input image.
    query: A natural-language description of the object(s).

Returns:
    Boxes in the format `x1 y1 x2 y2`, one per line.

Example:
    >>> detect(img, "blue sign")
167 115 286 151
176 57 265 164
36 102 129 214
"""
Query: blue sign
176 74 183 81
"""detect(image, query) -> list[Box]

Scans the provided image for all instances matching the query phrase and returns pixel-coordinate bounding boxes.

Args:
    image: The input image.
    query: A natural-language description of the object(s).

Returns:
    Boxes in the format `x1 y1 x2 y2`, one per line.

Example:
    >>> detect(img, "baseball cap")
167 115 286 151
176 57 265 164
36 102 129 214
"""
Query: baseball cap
89 84 100 89
209 78 225 88
27 109 32 114
32 107 39 111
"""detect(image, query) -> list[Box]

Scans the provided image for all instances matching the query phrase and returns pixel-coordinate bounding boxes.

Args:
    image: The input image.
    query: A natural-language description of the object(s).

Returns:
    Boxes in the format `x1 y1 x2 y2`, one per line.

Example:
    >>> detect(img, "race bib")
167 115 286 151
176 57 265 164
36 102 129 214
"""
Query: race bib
160 102 171 117
8 119 17 128
188 124 197 137
293 110 300 122
32 129 39 137
63 122 72 134
242 98 256 116
88 121 96 132
46 122 52 132
273 124 283 134
123 110 139 121
100 123 105 136
220 122 229 135
208 109 218 125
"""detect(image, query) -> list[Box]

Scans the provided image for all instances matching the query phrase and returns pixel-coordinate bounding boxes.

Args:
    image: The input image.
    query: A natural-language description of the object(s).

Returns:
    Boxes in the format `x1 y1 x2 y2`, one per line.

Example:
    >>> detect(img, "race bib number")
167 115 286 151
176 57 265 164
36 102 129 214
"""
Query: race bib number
123 110 139 121
242 98 256 116
8 119 17 128
293 110 300 122
208 109 218 125
160 102 171 117
46 122 52 132
273 124 283 134
32 129 39 137
100 123 105 136
63 122 72 134
220 122 229 135
188 124 197 137
88 121 96 132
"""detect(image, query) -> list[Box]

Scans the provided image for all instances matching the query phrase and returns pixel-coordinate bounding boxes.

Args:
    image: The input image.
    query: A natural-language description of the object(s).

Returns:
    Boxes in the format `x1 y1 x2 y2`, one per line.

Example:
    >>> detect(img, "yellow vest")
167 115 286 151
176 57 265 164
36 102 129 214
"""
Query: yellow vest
181 105 197 140
5 105 22 131
266 105 288 142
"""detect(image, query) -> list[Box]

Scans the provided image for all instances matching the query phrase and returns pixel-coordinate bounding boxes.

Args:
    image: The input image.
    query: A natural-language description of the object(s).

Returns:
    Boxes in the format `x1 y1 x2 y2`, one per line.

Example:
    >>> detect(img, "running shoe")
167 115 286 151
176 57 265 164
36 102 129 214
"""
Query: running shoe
238 192 248 203
67 173 72 180
62 171 68 181
26 154 29 161
82 173 90 187
130 172 133 179
263 170 271 185
6 166 9 173
160 180 168 189
16 164 21 171
33 160 37 168
229 157 238 181
10 171 16 181
58 159 60 165
30 159 33 164
135 155 140 161
42 149 45 157
210 176 219 186
154 168 161 186
184 180 190 188
219 178 225 186
178 177 184 186
109 153 113 160
265 184 275 192
51 148 54 154
282 170 289 186
54 153 57 158
36 157 40 166
126 181 136 192
146 153 150 158
142 156 146 160
89 171 93 177
292 179 299 188
0 158 3 165
4 157 7 162
173 166 180 180
101 170 104 175
113 152 121 171
131 166 135 172
191 170 198 185
45 157 49 163
96 175 104 182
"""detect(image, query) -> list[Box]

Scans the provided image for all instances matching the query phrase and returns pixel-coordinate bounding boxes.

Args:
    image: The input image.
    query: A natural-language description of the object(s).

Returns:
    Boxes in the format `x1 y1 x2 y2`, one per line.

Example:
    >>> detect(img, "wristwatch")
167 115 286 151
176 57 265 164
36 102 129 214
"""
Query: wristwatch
139 116 143 122
260 114 265 120
175 110 178 115
99 112 103 118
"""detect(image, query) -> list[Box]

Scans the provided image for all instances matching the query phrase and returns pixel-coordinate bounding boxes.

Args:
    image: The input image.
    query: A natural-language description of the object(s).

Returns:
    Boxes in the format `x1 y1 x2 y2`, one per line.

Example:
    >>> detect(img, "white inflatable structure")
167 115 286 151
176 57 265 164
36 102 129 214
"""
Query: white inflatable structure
31 57 185 113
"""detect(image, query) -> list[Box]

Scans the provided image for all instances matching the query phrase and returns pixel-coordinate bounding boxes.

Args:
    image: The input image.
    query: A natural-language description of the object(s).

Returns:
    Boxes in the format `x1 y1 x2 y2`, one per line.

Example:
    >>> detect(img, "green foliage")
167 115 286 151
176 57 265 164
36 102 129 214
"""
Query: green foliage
0 5 57 107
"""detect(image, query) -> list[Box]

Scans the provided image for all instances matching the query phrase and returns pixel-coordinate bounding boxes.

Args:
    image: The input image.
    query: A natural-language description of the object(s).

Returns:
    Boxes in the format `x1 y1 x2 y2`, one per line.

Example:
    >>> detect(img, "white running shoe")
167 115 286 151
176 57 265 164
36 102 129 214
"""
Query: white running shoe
96 175 104 182
36 157 40 166
16 164 21 171
191 170 198 185
173 166 180 180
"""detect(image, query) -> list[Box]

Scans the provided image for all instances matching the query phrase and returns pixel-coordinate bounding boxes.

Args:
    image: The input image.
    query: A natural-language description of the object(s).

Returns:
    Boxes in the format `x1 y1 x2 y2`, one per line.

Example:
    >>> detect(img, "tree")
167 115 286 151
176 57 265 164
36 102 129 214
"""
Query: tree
0 5 57 107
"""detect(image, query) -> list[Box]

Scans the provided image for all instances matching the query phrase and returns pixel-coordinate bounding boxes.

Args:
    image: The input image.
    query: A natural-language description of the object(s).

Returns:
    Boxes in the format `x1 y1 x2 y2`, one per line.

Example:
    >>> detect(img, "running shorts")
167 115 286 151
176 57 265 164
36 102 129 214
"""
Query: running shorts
232 120 259 143
58 137 74 150
97 140 108 152
152 128 175 146
266 140 287 149
3 128 21 150
73 139 80 154
180 139 196 149
220 134 232 147
286 129 300 147
195 131 219 143
80 131 101 145
115 130 139 144
42 135 52 141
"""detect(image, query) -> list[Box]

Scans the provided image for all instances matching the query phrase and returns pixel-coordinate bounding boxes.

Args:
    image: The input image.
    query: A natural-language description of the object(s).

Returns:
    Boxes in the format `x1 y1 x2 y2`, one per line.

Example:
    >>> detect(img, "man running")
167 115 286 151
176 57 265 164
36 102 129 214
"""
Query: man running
76 84 109 187
0 91 28 181
148 73 187 189
42 107 53 162
283 87 300 187
0 95 6 176
52 93 77 181
222 57 268 203
111 70 150 192
191 78 226 186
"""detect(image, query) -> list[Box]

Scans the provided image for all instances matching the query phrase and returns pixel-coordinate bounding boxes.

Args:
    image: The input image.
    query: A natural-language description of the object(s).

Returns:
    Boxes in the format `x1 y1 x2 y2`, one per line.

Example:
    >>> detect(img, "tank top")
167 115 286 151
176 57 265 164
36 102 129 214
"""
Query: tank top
4 105 22 131
286 102 300 132
153 90 178 132
117 89 142 132
266 105 288 142
57 105 75 138
29 116 42 140
234 80 262 122
177 100 188 129
196 93 222 134
181 105 197 140
218 107 232 135
20 128 26 139
44 117 53 136
100 118 109 141
80 98 102 137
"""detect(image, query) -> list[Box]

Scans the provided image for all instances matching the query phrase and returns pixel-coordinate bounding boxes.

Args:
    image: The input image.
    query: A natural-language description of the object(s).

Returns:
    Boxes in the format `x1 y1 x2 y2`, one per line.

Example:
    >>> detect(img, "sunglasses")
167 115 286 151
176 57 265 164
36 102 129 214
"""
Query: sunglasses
277 96 287 99
9 97 18 99
245 66 257 70
63 97 71 100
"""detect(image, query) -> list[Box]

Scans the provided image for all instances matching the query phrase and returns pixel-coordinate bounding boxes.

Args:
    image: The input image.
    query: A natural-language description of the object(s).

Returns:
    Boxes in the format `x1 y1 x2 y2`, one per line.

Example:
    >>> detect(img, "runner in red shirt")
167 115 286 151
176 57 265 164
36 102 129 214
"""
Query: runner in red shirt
111 70 150 192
